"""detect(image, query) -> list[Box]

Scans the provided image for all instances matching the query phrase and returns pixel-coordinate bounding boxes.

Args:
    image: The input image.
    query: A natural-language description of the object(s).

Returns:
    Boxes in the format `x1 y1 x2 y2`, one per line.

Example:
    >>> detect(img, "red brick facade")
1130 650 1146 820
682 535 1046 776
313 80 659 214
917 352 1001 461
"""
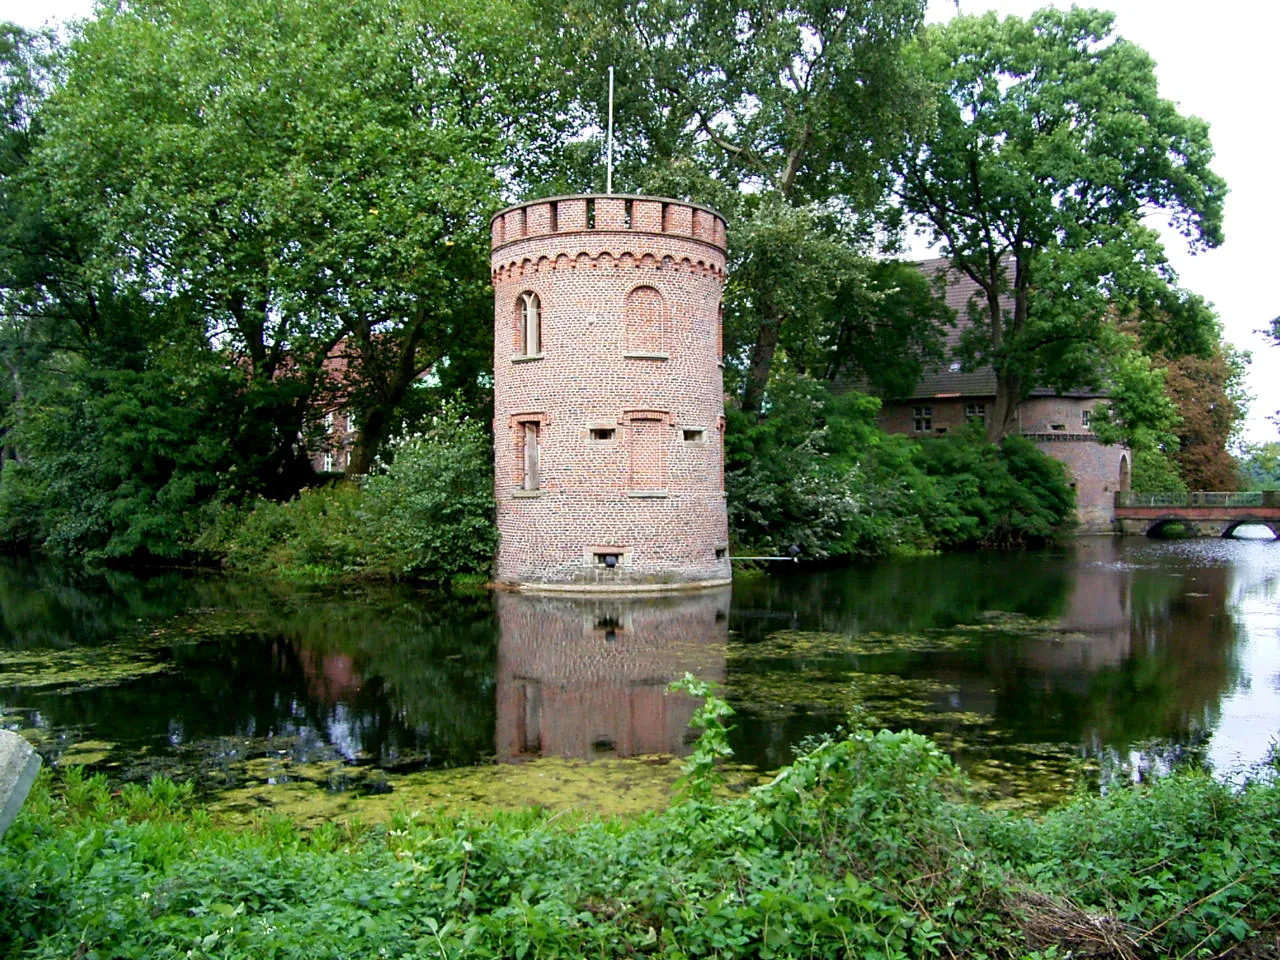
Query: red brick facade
490 195 731 588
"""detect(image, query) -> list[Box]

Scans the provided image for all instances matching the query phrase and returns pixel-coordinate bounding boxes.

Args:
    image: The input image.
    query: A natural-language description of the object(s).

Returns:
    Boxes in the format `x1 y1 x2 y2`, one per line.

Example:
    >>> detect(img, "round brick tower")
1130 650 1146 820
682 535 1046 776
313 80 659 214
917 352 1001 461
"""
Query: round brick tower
490 194 731 590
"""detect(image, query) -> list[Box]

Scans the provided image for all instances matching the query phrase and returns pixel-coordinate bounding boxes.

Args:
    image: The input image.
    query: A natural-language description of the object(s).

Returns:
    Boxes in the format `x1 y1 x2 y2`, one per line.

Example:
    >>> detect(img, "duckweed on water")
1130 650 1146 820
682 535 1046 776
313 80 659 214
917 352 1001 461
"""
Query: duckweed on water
0 641 175 691
0 614 238 692
731 628 977 660
732 613 1084 663
727 666 961 721
209 755 764 827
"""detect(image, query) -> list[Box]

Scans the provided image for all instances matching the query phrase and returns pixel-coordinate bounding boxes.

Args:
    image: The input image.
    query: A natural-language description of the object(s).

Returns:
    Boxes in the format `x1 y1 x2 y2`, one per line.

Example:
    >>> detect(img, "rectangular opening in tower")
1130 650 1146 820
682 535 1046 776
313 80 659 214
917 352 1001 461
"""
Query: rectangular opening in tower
522 422 540 490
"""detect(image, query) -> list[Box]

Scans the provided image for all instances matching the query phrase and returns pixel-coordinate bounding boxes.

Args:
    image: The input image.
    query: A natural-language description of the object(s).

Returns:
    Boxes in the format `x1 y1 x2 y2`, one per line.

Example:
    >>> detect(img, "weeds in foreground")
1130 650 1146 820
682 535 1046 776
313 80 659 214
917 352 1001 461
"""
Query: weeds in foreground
1 689 1278 958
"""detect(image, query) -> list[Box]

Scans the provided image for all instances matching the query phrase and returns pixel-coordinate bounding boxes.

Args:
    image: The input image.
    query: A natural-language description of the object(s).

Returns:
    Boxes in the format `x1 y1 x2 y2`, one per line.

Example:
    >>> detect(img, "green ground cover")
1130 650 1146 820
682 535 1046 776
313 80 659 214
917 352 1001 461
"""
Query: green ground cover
2 687 1278 959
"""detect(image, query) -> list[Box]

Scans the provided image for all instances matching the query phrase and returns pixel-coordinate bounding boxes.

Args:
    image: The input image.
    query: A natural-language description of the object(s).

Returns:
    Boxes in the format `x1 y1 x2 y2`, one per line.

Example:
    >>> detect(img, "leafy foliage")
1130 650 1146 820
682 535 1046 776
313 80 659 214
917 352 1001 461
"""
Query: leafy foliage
914 430 1076 548
220 408 495 583
5 717 1280 958
1237 442 1280 491
895 7 1225 439
726 378 1075 558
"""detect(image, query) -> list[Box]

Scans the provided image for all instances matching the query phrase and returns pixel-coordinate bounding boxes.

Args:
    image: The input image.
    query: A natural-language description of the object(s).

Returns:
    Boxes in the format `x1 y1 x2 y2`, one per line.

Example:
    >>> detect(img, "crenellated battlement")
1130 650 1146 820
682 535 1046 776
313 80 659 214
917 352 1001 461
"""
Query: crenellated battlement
490 195 727 253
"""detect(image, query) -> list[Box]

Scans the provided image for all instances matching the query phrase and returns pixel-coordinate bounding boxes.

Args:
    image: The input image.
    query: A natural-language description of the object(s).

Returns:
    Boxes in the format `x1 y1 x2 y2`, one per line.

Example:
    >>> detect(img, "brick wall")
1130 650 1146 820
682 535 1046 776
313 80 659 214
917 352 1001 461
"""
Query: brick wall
1020 398 1128 531
491 195 732 587
878 397 995 437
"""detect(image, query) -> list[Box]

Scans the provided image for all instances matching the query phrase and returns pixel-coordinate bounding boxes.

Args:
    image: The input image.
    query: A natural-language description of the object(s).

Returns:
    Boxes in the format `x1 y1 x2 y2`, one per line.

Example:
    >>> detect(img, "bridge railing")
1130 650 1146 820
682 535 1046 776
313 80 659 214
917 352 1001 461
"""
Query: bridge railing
1115 491 1276 508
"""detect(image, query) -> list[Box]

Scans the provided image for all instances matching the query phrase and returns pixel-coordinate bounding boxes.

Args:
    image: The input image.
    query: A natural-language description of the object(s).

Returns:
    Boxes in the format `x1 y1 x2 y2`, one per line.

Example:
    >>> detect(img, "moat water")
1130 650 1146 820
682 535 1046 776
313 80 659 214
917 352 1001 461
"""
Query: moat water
3 534 1279 814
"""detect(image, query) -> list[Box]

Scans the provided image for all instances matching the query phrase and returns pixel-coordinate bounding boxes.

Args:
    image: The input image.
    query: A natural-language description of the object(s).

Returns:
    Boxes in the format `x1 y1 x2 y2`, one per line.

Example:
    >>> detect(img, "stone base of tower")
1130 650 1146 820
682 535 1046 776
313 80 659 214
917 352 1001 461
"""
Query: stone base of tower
1027 434 1130 532
495 493 731 592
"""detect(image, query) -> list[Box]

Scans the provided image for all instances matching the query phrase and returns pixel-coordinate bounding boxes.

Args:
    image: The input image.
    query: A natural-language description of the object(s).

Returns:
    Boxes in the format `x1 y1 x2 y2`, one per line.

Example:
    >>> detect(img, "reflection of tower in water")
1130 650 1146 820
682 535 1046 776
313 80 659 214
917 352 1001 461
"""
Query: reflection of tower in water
1018 538 1133 675
495 589 729 760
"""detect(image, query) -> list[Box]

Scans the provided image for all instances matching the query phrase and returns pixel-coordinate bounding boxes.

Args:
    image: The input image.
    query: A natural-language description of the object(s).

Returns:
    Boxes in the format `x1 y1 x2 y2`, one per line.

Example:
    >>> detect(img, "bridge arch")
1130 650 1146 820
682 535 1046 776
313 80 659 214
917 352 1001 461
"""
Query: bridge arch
1144 517 1194 538
1221 519 1280 540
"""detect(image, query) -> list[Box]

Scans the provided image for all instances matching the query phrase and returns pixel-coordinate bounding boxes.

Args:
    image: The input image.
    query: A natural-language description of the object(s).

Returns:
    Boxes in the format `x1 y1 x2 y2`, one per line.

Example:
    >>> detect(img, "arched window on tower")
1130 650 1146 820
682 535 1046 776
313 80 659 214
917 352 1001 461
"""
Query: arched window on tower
624 285 665 357
518 292 541 356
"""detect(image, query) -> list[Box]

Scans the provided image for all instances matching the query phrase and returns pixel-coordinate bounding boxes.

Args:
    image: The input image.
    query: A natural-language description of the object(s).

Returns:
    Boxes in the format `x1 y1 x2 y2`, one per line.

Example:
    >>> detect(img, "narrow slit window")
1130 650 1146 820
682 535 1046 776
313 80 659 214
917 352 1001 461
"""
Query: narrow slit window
519 292 541 355
586 198 596 229
623 199 633 229
683 428 706 442
549 201 558 233
590 427 616 441
522 422 540 490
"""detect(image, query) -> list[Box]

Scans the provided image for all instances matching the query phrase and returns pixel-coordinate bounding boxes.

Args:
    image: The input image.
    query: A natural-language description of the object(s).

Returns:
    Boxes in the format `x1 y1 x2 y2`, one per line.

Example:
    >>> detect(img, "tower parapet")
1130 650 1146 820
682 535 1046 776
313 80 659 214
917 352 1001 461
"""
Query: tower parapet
490 195 730 590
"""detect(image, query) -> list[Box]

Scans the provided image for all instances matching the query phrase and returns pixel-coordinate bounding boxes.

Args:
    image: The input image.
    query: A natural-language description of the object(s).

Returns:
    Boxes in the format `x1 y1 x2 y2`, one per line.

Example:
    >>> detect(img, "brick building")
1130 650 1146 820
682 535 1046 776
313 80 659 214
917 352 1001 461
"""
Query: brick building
876 258 1130 531
489 195 732 589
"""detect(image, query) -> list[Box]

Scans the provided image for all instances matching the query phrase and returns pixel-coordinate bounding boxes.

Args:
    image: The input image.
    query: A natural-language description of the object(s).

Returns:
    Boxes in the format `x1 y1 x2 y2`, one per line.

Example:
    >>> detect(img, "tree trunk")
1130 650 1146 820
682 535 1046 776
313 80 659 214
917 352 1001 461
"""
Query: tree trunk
346 405 387 477
988 368 1022 442
343 323 433 477
741 312 781 416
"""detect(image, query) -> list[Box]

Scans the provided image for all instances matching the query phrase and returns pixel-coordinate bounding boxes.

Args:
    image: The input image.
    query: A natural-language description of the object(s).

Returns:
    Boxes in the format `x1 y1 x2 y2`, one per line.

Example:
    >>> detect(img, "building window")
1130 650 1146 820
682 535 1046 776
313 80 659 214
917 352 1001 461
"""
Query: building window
913 406 932 432
589 427 616 441
682 428 706 443
965 402 986 424
323 411 335 434
321 453 334 472
520 421 540 490
518 291 541 356
1082 409 1092 428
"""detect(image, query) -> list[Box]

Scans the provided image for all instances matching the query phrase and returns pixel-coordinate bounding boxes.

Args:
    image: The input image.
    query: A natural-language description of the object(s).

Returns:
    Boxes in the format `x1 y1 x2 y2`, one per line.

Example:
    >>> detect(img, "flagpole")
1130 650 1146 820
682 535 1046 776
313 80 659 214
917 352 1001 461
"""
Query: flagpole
606 65 615 195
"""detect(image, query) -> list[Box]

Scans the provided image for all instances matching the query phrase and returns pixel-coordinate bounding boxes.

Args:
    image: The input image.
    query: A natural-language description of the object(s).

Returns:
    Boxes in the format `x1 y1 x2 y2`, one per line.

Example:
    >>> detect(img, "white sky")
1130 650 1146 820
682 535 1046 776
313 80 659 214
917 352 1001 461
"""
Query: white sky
5 0 1278 443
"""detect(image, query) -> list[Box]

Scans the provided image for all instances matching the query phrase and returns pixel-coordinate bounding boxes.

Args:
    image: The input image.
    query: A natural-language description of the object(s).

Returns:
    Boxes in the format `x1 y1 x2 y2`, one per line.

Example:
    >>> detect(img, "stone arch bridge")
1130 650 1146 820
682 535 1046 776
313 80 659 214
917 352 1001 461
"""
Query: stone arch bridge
1114 492 1280 538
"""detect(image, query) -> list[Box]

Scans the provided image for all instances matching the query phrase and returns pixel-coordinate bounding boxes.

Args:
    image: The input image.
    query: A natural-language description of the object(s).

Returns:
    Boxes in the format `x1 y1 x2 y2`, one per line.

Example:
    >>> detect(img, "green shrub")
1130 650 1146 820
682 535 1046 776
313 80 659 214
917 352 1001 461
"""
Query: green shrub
726 378 1076 559
222 404 495 583
914 429 1076 548
361 408 496 581
4 718 1280 958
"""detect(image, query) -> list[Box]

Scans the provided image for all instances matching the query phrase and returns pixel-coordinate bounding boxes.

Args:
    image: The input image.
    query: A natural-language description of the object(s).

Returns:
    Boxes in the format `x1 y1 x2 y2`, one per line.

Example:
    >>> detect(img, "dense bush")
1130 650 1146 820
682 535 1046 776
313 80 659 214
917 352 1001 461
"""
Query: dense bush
726 377 1076 559
914 430 1076 548
219 410 495 583
3 698 1279 959
726 376 934 559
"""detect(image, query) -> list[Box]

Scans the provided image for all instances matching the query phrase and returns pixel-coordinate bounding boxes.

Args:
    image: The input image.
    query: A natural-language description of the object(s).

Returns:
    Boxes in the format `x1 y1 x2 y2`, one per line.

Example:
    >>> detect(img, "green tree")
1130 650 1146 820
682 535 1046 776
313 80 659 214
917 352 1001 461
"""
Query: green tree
894 8 1226 440
556 0 937 414
1238 442 1280 492
39 0 556 477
